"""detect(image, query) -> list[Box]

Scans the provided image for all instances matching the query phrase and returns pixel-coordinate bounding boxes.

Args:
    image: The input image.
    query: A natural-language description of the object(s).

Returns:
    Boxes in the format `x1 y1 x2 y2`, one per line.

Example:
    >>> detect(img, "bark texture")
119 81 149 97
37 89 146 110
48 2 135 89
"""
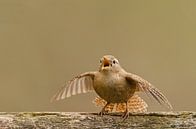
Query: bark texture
0 112 195 128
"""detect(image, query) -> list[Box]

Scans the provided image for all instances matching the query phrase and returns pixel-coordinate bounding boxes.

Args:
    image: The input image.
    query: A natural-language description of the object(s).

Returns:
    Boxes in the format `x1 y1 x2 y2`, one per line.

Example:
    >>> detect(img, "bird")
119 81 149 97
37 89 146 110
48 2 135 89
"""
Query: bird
51 55 172 119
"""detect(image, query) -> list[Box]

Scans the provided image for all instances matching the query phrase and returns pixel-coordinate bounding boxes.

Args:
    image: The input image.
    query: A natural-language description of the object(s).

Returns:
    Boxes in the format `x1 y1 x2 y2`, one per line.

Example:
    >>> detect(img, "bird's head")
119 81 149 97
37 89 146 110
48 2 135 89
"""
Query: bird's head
99 55 122 72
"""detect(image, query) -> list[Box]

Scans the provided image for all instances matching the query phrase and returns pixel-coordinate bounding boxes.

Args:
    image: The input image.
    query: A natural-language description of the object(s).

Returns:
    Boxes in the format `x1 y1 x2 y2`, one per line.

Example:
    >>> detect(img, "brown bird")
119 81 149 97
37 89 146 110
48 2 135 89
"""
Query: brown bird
51 55 172 119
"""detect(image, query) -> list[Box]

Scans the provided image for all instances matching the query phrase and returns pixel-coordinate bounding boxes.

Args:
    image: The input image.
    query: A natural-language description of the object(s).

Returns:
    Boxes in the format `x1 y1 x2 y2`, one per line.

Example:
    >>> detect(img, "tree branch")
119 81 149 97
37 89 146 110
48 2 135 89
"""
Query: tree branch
0 112 195 128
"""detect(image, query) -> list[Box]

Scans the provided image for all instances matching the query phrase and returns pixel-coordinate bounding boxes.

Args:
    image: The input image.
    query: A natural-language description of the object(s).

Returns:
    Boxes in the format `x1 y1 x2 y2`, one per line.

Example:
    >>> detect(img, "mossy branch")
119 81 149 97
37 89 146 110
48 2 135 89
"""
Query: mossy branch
0 112 195 128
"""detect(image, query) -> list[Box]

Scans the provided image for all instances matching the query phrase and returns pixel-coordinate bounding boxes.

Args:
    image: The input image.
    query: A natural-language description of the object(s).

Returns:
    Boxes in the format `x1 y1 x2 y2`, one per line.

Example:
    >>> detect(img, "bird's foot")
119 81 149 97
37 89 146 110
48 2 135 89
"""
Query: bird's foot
98 109 106 116
98 102 109 116
121 110 129 120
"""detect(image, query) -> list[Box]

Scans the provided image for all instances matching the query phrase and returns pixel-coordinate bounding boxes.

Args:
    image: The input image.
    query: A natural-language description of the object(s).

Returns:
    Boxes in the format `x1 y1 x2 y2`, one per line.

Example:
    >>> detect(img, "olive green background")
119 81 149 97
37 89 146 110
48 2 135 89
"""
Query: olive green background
0 0 195 112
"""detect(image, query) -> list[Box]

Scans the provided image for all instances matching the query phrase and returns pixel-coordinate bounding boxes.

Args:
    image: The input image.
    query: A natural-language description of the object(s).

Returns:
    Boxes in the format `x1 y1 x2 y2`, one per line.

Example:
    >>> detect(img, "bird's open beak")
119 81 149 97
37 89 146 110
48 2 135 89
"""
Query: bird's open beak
103 57 110 67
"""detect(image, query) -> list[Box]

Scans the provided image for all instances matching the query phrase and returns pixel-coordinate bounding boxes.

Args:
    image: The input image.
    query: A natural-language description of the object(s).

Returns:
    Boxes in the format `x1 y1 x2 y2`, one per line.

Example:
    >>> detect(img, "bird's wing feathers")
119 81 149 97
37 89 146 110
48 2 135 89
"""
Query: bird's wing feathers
125 73 173 110
51 72 95 102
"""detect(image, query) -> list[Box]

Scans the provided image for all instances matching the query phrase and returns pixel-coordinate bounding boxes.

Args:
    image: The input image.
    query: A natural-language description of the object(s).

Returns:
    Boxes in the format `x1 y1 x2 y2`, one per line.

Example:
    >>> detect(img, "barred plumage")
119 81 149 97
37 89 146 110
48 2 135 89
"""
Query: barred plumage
94 95 148 113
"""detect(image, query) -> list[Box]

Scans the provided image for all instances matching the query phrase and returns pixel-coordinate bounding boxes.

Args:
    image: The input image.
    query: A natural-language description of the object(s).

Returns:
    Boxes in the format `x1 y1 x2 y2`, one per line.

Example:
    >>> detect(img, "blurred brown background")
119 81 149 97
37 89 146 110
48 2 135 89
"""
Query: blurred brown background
0 0 195 112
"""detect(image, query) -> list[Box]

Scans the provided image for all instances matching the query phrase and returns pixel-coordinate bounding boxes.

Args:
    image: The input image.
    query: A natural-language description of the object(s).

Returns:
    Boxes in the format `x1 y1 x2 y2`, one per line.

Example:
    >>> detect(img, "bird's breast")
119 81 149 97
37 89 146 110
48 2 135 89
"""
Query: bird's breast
93 72 135 103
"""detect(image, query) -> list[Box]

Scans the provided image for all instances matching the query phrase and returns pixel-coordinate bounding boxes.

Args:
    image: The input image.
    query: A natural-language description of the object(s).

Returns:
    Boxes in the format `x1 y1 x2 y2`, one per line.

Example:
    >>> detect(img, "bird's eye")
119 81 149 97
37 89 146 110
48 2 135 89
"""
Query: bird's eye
112 60 116 64
100 60 102 63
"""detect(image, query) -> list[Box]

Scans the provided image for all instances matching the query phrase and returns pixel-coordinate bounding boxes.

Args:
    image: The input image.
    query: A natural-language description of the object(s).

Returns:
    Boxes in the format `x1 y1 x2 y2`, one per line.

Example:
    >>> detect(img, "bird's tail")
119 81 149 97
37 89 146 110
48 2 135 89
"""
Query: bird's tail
93 95 148 113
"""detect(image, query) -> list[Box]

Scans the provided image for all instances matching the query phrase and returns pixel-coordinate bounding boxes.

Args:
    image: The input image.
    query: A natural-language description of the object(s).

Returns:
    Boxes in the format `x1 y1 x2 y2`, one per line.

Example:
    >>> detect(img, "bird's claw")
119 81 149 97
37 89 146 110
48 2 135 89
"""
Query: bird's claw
98 111 105 116
98 109 107 116
121 110 129 120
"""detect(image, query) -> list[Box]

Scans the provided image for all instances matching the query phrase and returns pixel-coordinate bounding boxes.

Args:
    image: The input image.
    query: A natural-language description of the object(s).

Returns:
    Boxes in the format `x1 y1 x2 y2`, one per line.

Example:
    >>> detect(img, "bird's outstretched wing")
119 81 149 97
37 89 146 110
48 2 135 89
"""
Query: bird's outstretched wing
51 72 96 102
125 73 173 110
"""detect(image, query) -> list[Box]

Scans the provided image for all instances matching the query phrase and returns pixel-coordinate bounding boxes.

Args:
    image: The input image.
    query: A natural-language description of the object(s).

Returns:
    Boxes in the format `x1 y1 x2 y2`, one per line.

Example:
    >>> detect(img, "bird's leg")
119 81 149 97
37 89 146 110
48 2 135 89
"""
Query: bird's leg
122 102 129 120
98 102 110 116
